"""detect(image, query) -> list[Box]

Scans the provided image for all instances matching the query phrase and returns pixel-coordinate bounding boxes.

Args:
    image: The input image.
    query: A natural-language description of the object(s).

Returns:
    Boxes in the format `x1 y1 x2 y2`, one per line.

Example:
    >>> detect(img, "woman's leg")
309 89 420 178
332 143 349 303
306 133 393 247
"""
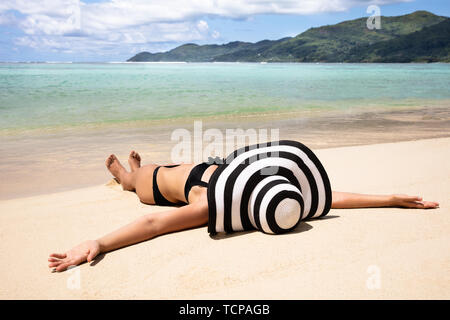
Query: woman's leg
331 191 439 209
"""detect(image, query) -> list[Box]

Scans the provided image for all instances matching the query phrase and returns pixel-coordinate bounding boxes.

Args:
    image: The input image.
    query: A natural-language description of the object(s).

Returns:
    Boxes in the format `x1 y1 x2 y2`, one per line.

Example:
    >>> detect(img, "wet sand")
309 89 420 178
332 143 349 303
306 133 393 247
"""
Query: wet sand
1 105 449 200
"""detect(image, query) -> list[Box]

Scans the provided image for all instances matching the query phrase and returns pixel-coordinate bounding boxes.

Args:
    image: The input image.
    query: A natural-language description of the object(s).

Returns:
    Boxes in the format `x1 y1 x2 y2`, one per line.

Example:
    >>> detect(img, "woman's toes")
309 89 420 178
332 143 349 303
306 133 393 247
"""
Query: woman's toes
106 154 115 167
130 151 141 161
128 151 141 172
106 154 120 167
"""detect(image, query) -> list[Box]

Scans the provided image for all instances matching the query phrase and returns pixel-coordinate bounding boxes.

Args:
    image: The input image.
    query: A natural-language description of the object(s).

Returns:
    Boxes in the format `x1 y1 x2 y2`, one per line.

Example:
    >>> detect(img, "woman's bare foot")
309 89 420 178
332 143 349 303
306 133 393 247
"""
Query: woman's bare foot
391 194 439 209
128 150 141 172
106 154 126 183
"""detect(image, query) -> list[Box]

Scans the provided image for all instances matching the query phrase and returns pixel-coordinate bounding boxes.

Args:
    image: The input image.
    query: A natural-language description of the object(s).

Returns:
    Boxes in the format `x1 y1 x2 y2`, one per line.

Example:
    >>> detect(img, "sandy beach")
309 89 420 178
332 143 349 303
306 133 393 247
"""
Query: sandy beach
0 137 448 299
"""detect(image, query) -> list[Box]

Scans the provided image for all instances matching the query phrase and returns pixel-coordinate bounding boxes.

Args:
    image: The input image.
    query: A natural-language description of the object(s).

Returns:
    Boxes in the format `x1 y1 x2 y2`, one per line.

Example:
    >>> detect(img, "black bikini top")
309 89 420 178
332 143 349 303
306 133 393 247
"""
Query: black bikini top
153 157 224 206
183 162 210 203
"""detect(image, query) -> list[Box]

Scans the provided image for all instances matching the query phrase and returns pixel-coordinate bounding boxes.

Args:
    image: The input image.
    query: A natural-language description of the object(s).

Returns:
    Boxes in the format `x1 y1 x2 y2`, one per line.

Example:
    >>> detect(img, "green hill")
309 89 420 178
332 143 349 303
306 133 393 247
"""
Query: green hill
127 11 449 63
347 18 450 62
128 39 290 62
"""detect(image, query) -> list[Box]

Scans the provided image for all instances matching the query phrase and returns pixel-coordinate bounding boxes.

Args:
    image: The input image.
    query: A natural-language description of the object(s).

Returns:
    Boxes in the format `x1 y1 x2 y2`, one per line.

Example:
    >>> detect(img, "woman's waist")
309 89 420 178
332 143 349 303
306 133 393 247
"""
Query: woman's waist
158 162 218 203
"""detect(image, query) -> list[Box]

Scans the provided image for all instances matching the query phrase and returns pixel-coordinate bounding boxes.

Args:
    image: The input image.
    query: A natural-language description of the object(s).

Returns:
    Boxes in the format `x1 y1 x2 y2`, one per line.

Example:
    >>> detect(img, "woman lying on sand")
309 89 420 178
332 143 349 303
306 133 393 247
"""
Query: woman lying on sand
48 143 439 272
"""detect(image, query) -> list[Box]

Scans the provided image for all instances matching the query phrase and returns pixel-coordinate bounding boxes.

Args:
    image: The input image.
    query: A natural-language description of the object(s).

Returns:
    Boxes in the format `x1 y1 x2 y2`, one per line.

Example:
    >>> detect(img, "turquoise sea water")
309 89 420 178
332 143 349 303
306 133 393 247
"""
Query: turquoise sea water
1 62 449 133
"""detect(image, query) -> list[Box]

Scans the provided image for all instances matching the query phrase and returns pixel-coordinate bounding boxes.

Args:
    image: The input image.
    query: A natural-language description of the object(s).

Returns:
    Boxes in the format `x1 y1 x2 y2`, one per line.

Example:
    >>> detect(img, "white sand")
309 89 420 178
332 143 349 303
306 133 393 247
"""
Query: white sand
0 137 449 299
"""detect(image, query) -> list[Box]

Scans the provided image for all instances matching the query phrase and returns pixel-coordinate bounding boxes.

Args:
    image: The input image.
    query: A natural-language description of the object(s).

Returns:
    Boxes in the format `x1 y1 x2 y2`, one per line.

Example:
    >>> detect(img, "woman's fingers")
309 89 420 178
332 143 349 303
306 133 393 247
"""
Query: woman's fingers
394 194 439 209
421 201 439 208
48 261 62 268
48 257 63 262
53 257 78 272
51 253 89 272
55 262 72 272
403 200 426 208
408 201 425 208
87 249 98 262
403 199 439 209
49 253 67 259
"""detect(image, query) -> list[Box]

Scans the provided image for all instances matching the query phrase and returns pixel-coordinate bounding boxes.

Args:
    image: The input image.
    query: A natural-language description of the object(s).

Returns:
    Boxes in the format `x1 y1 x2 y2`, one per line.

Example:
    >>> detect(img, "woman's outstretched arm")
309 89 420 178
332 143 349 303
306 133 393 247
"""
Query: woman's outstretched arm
331 191 439 209
48 199 208 272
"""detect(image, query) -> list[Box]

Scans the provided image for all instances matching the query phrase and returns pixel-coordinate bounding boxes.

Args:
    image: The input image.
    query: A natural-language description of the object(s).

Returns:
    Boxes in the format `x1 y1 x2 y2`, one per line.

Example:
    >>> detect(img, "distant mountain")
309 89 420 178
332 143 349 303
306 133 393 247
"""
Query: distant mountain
347 18 450 62
127 11 449 63
128 38 291 62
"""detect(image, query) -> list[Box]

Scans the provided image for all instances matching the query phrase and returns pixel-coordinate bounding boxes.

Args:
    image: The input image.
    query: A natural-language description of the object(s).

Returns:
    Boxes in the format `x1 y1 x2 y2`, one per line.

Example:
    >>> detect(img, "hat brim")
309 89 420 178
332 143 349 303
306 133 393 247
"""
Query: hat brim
207 140 332 234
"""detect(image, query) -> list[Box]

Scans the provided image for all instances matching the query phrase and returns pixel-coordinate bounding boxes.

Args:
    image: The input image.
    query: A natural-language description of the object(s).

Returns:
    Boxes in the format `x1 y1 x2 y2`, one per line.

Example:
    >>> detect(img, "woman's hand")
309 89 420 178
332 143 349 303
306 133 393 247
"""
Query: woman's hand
48 240 100 272
390 194 439 209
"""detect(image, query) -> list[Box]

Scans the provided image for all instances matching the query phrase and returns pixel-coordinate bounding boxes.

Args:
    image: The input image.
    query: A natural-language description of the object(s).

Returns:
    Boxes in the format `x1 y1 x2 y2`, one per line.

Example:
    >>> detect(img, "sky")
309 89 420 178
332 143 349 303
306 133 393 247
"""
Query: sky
0 0 449 62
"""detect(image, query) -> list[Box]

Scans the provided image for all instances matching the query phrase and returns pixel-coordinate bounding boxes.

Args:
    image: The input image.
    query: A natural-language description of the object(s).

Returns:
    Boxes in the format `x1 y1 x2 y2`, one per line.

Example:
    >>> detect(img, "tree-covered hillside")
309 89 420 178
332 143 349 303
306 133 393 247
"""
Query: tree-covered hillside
127 11 449 63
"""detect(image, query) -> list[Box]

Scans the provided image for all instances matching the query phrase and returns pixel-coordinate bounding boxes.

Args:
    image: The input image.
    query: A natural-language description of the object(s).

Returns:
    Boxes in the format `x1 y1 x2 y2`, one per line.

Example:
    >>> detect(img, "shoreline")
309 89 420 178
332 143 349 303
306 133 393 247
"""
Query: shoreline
1 105 450 200
1 137 449 299
1 100 449 137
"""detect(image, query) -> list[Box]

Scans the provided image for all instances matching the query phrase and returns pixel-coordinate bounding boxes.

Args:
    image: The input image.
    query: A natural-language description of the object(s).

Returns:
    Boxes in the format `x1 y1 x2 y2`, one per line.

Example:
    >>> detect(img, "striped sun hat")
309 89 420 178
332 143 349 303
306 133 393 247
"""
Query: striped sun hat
207 140 332 235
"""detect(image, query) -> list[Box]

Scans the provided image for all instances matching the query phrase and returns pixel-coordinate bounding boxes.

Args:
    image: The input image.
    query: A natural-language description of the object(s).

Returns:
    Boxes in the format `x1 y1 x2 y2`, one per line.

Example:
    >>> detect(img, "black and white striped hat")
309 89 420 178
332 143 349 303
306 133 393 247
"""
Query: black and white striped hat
207 140 332 234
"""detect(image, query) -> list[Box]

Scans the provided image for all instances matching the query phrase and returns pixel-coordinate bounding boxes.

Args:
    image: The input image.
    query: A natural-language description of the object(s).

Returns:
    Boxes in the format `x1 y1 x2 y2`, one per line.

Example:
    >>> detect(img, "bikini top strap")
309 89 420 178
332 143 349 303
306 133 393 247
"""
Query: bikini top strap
162 164 180 168
184 162 211 202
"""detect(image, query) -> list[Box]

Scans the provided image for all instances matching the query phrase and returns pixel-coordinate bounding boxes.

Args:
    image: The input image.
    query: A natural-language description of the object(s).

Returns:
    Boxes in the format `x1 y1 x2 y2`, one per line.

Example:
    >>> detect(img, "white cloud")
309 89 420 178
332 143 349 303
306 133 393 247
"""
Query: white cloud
197 20 209 33
212 30 221 39
0 0 411 57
